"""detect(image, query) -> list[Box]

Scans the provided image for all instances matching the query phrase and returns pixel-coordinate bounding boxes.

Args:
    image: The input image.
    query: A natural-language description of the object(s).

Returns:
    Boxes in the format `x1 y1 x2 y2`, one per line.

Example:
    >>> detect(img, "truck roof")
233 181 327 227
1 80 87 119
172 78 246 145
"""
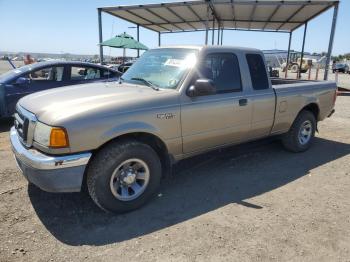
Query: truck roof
153 45 261 53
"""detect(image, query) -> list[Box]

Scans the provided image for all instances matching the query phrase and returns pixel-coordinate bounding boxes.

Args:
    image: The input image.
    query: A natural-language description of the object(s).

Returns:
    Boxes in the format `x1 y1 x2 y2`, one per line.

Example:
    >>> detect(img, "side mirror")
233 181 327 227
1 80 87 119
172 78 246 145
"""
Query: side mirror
14 77 31 86
187 79 216 97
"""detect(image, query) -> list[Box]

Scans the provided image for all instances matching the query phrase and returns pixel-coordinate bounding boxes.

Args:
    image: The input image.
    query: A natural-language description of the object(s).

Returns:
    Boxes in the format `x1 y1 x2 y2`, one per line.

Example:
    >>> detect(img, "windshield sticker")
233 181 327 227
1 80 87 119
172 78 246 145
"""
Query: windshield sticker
164 54 197 69
169 79 177 86
164 59 183 67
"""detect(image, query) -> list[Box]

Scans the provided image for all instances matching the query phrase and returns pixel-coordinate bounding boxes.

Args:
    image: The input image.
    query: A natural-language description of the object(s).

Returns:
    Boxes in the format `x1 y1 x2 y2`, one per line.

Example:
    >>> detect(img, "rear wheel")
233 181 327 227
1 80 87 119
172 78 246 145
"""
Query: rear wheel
282 110 316 152
87 139 162 213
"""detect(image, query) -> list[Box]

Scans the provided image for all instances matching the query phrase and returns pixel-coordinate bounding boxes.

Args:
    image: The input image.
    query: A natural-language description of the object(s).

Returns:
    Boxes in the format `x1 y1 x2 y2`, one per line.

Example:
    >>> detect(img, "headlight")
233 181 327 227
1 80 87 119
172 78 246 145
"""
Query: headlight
34 122 69 148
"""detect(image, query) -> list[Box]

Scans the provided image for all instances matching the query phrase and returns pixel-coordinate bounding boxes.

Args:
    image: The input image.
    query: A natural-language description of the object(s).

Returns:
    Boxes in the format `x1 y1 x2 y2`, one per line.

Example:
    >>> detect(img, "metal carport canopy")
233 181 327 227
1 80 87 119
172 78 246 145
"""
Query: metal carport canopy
98 0 340 80
100 0 338 33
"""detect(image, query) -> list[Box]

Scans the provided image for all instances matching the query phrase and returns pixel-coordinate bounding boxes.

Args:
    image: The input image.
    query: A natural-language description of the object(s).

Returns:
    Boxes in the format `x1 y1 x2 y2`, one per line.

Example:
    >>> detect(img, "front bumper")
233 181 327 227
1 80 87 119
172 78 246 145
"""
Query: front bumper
10 127 92 192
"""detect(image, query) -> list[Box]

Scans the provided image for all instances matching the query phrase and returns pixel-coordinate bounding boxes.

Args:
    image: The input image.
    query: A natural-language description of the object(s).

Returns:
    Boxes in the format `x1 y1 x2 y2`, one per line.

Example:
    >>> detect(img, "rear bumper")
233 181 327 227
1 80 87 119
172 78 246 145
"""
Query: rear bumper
10 127 92 192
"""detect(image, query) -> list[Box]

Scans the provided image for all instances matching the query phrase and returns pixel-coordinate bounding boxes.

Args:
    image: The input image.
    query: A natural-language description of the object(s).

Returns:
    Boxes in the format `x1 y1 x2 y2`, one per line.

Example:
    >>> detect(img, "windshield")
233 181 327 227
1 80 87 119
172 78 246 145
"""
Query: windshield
122 48 198 89
0 63 38 82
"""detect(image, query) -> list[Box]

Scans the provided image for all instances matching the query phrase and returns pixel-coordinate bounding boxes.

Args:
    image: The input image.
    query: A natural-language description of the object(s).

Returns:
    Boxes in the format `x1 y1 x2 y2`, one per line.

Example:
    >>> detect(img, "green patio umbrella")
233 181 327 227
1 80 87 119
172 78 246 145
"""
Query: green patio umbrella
100 32 148 62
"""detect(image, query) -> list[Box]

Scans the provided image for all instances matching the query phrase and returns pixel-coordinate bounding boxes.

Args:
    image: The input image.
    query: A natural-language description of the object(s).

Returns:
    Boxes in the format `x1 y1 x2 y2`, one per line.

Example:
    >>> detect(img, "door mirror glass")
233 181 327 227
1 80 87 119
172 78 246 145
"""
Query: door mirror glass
14 77 31 86
187 79 216 97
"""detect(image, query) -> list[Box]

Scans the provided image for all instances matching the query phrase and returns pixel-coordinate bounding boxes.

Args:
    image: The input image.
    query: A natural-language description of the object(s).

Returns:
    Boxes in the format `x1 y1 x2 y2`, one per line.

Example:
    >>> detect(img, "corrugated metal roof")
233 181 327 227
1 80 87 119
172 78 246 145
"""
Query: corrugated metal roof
100 0 338 33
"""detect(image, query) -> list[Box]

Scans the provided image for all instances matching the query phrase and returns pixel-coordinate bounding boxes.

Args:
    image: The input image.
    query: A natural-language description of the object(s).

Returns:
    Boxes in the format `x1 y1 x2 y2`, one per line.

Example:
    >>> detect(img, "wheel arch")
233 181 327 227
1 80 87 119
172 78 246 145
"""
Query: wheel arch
301 102 320 121
89 131 173 179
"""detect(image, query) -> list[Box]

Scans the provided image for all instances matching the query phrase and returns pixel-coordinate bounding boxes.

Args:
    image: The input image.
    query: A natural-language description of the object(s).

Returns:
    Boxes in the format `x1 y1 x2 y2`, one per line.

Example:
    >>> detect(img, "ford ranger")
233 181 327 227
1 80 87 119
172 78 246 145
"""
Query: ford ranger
10 46 337 213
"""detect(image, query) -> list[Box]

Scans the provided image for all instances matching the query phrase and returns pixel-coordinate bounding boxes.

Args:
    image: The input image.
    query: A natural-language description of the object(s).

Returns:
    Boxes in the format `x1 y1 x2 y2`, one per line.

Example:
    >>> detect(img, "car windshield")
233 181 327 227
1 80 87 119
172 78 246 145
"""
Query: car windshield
122 48 198 90
0 64 36 83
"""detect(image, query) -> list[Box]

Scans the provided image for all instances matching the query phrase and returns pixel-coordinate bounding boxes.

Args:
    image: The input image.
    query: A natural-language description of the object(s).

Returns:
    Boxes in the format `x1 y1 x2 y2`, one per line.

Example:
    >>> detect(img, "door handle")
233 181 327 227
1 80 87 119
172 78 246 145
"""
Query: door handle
239 98 248 106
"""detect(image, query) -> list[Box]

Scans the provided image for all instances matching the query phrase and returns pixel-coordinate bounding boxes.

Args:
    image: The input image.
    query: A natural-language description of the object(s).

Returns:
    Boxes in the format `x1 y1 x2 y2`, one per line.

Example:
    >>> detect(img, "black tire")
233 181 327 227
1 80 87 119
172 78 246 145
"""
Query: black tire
86 139 162 213
281 110 316 153
291 64 299 73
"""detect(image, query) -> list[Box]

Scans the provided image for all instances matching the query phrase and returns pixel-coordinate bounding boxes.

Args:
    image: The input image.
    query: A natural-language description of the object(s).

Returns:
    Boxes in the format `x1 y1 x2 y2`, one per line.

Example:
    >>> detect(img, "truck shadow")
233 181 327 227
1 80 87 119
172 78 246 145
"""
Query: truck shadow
28 137 350 246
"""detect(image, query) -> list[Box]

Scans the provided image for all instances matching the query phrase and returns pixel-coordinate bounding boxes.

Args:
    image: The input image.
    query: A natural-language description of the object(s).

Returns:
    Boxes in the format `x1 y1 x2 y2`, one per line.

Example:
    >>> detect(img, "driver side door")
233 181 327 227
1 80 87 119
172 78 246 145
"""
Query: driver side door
181 52 252 154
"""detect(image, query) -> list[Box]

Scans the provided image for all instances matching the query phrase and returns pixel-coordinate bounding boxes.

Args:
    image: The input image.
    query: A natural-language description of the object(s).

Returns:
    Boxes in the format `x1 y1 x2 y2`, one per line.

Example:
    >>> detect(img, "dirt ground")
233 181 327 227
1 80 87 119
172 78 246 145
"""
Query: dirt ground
0 94 349 261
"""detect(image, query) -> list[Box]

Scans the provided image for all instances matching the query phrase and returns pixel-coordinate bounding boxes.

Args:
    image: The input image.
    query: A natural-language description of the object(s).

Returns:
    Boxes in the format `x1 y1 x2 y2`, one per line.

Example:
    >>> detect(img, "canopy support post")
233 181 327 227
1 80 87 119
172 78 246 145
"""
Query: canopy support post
212 18 215 45
217 25 220 45
221 28 223 45
137 24 140 58
324 3 339 80
205 4 209 45
298 22 307 79
285 31 292 78
98 8 104 64
158 32 161 46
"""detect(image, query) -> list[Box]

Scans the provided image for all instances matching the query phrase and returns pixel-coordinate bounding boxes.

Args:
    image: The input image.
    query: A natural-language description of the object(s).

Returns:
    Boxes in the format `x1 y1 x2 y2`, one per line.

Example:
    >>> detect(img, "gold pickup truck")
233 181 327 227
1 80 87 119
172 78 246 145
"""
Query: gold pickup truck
10 46 337 213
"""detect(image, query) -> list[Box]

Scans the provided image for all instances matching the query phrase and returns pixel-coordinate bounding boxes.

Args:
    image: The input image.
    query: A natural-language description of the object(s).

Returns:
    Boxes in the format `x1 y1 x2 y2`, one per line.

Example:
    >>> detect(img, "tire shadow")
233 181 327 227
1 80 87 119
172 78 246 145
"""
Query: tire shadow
28 137 350 246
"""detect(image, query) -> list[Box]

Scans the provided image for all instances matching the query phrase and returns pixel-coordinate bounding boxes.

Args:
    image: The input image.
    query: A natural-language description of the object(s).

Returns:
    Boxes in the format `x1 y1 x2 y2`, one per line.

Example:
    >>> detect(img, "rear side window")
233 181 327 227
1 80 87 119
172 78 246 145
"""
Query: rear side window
246 54 269 90
101 69 116 78
70 66 101 81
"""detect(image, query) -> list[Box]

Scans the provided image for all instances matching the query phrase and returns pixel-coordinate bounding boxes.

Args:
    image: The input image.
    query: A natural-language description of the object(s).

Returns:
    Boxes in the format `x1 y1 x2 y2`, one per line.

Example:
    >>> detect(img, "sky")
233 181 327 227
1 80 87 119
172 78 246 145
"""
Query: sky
0 0 349 57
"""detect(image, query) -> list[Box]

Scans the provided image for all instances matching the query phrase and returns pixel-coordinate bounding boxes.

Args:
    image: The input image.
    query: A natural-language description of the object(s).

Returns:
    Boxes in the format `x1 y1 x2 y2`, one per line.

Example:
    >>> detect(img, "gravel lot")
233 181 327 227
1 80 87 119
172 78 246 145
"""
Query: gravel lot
0 59 350 261
0 94 349 261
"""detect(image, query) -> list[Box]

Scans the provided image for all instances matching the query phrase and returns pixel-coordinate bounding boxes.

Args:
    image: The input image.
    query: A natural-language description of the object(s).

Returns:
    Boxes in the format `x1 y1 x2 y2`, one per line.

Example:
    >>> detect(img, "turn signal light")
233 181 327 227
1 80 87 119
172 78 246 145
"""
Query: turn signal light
50 128 69 148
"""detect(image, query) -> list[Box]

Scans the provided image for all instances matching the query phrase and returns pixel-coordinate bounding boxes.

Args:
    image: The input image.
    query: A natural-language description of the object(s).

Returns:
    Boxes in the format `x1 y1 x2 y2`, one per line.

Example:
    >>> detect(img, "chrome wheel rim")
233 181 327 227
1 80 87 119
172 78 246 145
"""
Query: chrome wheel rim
110 158 150 201
298 120 312 145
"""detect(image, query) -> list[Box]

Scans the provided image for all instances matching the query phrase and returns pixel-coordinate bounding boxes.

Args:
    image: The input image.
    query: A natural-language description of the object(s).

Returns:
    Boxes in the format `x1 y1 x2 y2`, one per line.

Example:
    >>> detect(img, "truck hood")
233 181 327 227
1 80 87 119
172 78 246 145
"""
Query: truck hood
19 82 177 125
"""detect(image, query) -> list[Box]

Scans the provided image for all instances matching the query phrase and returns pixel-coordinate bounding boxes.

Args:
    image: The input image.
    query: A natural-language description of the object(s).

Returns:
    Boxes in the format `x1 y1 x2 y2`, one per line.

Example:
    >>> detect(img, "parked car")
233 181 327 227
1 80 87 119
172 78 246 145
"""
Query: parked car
0 61 121 118
333 63 349 73
10 46 337 213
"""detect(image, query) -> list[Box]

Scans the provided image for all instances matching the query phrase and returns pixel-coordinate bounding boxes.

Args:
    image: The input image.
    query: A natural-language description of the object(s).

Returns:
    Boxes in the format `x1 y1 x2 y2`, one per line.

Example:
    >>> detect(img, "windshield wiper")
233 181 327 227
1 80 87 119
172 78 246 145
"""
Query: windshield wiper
130 77 159 91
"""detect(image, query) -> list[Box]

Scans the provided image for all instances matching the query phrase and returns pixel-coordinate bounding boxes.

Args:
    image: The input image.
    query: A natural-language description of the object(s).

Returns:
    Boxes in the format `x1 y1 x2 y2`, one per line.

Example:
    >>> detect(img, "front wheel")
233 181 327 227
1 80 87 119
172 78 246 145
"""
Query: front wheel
86 139 162 213
282 110 316 152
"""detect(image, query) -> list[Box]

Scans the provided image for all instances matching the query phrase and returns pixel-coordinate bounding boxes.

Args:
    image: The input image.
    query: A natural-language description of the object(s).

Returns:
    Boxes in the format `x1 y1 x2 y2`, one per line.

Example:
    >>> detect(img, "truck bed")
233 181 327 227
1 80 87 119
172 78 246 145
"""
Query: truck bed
271 78 318 86
270 78 337 135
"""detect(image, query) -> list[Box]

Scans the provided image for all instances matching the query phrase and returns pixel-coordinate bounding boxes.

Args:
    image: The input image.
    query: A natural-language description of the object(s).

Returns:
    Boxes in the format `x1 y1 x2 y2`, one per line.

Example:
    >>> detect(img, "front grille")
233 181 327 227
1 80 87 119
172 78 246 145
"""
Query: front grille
14 105 37 147
14 110 28 141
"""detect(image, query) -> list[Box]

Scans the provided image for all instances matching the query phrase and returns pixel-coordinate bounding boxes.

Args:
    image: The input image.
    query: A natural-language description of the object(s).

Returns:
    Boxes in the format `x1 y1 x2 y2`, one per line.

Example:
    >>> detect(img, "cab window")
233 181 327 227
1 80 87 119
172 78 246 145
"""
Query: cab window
246 54 269 90
195 53 242 94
